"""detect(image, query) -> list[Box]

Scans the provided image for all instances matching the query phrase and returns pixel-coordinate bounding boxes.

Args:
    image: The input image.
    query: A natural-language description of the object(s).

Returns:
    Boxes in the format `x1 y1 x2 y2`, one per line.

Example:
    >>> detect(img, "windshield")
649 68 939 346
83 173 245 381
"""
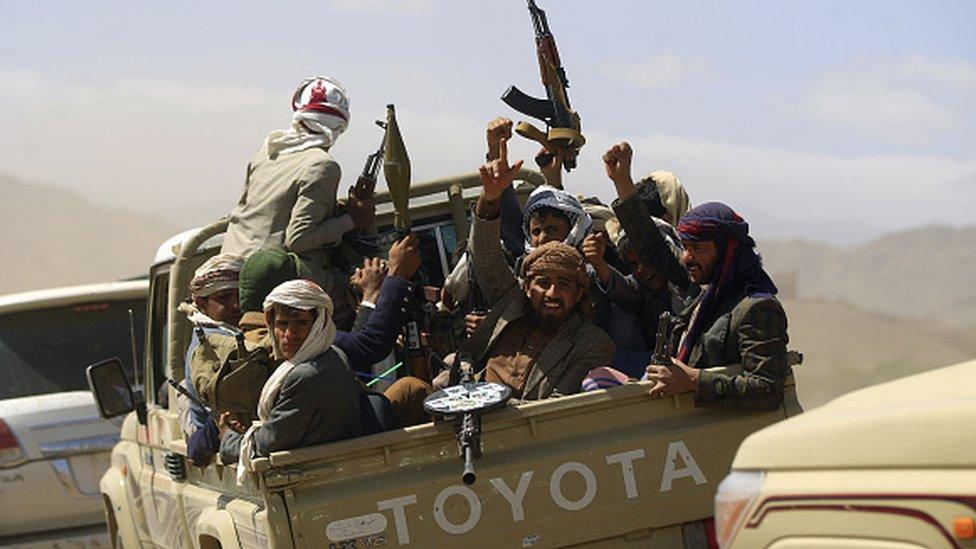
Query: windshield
0 298 146 400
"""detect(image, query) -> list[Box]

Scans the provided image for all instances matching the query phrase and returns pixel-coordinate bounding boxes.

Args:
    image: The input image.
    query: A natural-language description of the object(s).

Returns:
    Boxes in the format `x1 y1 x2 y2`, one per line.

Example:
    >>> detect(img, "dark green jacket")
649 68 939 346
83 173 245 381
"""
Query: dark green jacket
672 290 790 410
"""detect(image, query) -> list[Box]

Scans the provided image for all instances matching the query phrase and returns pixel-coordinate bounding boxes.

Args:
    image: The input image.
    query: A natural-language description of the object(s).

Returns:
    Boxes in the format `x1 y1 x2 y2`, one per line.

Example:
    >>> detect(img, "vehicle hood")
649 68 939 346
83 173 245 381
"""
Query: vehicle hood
0 391 121 463
732 358 976 470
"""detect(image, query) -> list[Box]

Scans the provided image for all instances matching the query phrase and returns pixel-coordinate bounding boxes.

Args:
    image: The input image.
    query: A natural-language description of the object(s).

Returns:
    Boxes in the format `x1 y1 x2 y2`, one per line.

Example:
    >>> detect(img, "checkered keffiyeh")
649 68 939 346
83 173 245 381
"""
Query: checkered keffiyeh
189 254 244 298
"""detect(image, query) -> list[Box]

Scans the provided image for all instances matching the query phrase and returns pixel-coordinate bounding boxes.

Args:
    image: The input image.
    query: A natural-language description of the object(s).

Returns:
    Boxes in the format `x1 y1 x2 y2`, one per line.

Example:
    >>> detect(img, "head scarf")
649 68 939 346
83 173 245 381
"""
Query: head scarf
262 279 337 364
523 185 593 252
579 197 615 234
521 241 589 288
608 216 682 262
181 254 244 328
674 202 777 363
267 75 350 157
237 279 337 485
190 253 243 298
641 170 690 226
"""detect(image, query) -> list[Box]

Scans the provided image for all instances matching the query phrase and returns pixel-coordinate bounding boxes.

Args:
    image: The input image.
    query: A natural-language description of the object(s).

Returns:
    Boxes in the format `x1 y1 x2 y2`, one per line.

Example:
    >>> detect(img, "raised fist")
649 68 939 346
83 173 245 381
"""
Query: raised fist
486 117 514 161
602 142 634 185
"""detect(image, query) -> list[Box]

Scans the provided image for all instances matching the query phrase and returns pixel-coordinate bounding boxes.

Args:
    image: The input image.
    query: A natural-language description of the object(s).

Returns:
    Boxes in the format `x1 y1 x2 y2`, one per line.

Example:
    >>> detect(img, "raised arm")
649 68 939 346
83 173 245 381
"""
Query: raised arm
334 236 421 371
471 137 525 305
603 142 690 292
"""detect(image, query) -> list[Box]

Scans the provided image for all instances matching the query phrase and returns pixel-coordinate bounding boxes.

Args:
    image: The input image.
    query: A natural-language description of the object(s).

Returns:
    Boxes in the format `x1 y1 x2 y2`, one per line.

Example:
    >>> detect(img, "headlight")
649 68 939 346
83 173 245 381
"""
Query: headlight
714 469 765 548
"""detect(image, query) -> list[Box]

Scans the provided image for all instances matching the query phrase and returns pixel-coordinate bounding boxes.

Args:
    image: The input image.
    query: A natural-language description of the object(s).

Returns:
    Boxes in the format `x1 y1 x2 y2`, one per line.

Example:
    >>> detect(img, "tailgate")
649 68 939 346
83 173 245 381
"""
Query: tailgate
266 386 785 547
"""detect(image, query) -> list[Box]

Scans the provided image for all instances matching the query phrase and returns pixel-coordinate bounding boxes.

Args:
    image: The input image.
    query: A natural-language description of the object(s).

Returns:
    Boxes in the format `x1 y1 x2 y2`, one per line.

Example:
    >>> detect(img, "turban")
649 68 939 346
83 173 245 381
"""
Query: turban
267 75 350 157
263 279 337 365
579 197 615 234
677 202 755 247
643 170 690 225
674 203 777 362
523 185 593 251
238 249 300 313
521 241 589 288
189 253 243 298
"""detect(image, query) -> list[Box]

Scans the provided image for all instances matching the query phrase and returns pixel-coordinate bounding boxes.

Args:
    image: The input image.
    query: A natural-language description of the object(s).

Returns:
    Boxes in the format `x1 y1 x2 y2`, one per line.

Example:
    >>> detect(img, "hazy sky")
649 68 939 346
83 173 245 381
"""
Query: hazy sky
2 0 974 244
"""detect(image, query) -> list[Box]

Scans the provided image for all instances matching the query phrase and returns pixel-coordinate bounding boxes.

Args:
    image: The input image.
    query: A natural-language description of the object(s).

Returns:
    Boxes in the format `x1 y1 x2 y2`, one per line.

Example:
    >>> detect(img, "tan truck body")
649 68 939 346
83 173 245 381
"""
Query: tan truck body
98 171 801 548
718 358 976 549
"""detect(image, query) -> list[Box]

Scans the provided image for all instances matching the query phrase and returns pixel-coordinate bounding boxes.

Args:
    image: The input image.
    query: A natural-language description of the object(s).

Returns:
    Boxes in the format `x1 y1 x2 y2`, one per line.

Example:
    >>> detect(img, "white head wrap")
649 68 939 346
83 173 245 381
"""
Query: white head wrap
267 75 350 157
523 185 593 252
236 279 337 485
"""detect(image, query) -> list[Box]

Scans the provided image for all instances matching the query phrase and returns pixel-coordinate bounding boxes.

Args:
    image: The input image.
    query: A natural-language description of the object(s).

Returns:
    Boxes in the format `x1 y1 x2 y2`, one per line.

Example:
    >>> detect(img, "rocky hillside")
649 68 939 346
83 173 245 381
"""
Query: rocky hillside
761 225 976 332
0 174 178 295
782 298 976 408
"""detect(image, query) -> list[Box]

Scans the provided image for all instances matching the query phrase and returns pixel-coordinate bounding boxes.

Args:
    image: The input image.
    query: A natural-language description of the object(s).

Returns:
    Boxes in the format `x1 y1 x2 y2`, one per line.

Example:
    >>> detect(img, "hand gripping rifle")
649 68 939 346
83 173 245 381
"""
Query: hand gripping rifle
502 0 585 171
423 352 512 485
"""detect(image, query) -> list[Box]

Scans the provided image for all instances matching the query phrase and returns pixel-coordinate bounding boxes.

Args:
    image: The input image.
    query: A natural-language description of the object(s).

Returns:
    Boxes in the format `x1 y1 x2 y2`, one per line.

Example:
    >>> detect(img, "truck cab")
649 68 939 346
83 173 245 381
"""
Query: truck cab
90 170 802 548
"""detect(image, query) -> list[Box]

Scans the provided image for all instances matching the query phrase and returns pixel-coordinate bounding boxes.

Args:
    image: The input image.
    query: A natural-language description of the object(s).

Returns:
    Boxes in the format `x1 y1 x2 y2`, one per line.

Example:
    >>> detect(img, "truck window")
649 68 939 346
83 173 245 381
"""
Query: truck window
383 217 460 287
0 299 146 401
146 269 170 405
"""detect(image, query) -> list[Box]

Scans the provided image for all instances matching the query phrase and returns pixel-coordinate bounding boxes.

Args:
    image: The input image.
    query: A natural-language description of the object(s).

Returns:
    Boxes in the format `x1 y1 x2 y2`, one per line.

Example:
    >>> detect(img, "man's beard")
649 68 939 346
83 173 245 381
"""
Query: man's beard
533 301 571 331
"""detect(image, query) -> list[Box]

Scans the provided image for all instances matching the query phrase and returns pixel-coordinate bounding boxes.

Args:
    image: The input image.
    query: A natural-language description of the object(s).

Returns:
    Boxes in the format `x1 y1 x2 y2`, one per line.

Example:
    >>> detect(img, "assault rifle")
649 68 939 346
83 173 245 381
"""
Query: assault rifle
502 0 585 171
652 312 674 366
352 119 389 200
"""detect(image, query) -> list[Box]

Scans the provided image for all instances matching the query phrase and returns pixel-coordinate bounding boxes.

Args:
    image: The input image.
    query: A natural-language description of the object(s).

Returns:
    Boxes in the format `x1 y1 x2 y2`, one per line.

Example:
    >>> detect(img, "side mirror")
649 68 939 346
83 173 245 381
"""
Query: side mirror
86 358 147 424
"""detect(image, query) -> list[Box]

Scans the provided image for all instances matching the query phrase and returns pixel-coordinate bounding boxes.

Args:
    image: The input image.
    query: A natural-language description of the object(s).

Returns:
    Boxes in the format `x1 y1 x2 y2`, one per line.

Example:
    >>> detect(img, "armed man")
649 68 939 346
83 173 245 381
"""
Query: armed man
597 143 792 410
220 75 375 330
457 137 613 399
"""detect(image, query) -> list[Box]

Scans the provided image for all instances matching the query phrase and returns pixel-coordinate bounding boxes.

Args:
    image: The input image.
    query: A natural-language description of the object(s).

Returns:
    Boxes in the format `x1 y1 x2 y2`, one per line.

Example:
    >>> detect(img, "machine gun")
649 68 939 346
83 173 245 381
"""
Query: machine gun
423 352 512 485
501 0 585 171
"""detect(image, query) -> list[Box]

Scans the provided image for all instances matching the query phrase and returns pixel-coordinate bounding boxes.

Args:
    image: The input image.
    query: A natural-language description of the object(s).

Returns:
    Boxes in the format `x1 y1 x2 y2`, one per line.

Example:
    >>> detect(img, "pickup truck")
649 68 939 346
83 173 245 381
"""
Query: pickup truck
0 280 147 547
714 358 976 549
87 171 802 548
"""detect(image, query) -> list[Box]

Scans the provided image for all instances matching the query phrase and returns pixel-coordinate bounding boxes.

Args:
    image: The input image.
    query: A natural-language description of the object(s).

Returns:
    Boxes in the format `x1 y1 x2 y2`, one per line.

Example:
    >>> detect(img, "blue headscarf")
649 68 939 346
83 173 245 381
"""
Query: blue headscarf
674 202 777 362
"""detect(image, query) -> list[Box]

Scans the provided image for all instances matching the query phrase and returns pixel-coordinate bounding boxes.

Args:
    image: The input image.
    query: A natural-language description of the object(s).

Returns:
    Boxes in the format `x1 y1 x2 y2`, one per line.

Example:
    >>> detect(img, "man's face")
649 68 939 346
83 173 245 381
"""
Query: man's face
528 212 571 248
195 288 241 326
681 240 719 284
270 306 316 360
623 249 668 291
525 273 584 330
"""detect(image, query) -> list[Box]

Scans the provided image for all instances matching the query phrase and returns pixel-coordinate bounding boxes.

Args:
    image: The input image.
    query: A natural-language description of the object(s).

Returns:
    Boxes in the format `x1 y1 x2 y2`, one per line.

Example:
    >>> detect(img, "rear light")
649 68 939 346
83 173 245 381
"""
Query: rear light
714 469 765 548
0 418 25 467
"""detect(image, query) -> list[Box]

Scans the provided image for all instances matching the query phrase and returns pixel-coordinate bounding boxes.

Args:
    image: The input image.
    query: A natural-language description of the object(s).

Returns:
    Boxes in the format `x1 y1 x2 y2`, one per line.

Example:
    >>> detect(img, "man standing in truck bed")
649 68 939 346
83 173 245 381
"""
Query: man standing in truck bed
221 75 375 330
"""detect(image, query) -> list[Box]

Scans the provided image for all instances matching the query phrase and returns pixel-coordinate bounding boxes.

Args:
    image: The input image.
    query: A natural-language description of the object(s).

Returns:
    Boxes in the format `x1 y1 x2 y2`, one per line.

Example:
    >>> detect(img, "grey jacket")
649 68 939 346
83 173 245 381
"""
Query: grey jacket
221 142 354 324
219 347 363 463
463 213 614 399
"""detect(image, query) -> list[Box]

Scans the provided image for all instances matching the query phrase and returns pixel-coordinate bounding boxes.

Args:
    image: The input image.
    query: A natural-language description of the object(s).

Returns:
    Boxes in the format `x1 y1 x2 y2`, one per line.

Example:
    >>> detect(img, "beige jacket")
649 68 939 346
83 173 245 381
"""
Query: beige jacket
221 142 353 323
463 214 614 400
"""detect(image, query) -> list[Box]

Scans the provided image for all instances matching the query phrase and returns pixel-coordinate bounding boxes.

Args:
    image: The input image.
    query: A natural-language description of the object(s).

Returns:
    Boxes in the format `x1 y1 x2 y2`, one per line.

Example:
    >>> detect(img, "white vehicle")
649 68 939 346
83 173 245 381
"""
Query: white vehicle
0 281 148 547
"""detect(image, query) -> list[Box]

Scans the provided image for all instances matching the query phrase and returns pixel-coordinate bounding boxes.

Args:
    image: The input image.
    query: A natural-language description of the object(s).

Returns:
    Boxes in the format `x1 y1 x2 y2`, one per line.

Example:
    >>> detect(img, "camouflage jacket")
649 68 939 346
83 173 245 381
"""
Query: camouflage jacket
671 290 791 411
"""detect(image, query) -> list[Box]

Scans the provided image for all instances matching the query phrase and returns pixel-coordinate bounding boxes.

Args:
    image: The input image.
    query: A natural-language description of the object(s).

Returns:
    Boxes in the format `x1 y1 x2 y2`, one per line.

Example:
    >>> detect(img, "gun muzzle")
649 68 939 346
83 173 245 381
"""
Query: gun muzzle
462 445 477 485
